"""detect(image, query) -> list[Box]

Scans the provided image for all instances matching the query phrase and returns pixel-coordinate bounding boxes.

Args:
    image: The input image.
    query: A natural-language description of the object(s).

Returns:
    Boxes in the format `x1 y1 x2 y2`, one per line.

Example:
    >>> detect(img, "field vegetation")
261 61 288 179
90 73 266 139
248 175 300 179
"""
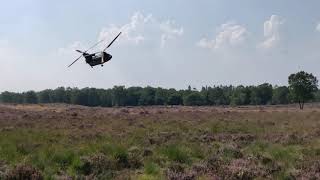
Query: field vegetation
0 104 320 179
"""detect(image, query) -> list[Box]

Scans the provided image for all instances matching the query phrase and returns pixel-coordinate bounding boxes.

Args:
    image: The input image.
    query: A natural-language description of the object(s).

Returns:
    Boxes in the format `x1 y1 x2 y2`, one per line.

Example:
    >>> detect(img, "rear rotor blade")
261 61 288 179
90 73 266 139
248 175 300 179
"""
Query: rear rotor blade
68 55 83 67
68 39 105 67
76 50 84 53
68 35 113 67
103 32 122 51
85 38 106 53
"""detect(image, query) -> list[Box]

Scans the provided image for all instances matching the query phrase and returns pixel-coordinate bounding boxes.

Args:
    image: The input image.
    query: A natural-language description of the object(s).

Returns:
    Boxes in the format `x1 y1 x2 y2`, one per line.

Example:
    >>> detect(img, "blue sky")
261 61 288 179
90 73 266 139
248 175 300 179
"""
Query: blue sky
1 0 320 92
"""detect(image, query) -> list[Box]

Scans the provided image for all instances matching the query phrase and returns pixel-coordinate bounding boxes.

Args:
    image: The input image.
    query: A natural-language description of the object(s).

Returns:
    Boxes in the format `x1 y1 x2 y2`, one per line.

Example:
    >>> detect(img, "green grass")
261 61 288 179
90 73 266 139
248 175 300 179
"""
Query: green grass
244 141 304 178
144 162 160 175
161 145 191 164
209 120 265 134
245 142 302 168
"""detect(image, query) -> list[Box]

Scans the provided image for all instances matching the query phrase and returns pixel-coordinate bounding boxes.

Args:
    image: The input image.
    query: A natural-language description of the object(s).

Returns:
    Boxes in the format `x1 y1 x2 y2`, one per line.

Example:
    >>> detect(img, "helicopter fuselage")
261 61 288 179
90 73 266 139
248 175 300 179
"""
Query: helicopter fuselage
68 32 121 68
84 52 112 67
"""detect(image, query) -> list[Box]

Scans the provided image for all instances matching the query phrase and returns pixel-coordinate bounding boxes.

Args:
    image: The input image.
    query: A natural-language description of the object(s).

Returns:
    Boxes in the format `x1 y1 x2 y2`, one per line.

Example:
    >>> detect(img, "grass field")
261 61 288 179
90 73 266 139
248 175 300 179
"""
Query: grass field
0 104 320 179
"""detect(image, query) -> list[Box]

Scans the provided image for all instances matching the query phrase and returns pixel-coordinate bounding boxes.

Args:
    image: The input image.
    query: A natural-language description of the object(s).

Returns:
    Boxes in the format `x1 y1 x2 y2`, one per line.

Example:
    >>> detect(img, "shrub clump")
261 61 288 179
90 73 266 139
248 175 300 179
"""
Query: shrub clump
144 162 159 175
163 145 190 164
75 153 114 177
101 144 142 170
219 145 243 161
0 161 8 179
6 164 43 180
165 163 196 180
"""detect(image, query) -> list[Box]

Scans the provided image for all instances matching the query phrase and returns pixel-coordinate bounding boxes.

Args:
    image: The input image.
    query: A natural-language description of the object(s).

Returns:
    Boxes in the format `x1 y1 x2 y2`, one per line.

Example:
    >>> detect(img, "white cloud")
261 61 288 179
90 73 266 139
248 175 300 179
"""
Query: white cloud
98 12 183 48
259 15 285 49
160 20 184 47
58 41 86 55
99 12 150 46
197 22 248 50
316 23 320 32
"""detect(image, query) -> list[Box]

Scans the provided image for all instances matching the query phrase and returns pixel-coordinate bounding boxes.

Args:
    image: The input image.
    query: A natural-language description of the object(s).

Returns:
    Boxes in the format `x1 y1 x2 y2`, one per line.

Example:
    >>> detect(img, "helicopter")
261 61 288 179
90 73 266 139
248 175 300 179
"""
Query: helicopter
68 32 122 68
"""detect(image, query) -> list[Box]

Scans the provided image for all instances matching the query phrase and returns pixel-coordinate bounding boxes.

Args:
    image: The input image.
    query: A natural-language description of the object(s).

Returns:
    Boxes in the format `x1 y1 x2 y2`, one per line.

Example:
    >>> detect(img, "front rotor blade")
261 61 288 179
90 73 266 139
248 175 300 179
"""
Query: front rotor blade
103 32 122 51
68 55 83 67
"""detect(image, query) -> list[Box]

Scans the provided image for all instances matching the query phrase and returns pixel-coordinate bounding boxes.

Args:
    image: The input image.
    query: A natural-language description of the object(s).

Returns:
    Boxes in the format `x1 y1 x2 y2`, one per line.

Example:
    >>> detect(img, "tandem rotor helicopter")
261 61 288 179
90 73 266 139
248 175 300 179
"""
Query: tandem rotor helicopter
68 32 122 68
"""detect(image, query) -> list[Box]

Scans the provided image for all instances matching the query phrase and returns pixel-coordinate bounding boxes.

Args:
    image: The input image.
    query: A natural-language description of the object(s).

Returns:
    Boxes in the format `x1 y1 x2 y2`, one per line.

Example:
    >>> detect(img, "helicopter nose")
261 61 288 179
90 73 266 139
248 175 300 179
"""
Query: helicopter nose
108 54 112 60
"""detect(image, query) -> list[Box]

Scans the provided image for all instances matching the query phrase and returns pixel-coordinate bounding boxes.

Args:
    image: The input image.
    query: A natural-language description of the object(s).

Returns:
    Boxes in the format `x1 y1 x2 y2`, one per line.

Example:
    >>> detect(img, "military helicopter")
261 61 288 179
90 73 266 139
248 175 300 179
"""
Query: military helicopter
68 32 122 68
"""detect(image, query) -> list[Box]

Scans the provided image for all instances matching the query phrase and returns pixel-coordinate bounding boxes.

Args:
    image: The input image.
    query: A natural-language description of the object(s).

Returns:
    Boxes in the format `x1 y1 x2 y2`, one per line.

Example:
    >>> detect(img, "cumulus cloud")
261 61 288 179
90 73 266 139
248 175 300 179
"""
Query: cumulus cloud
58 41 86 55
160 20 184 47
98 12 183 48
98 12 150 46
197 22 248 50
259 15 285 49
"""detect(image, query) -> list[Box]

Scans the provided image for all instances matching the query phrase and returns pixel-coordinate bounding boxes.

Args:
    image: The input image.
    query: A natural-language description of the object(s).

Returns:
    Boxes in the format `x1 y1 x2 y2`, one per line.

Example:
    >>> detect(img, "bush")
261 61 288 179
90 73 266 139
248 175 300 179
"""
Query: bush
75 153 114 176
219 146 243 161
101 144 142 170
163 145 190 164
144 162 159 175
52 150 75 168
6 164 43 180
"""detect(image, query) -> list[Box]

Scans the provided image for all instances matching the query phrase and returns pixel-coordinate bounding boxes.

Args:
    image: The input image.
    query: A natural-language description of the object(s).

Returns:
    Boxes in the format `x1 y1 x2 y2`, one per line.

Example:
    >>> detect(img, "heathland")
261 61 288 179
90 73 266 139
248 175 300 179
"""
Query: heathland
0 104 320 179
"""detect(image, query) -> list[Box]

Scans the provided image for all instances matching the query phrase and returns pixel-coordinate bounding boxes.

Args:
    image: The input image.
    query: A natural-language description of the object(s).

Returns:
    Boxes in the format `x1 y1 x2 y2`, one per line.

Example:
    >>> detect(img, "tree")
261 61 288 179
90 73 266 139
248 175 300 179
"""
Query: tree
38 89 51 103
87 88 101 107
272 86 289 105
23 91 38 104
315 90 320 102
0 91 16 103
250 83 273 105
112 86 127 106
98 89 113 107
207 86 231 105
125 87 142 106
139 87 155 106
288 71 318 109
51 87 67 103
167 93 182 105
231 86 251 106
154 88 167 105
183 92 204 106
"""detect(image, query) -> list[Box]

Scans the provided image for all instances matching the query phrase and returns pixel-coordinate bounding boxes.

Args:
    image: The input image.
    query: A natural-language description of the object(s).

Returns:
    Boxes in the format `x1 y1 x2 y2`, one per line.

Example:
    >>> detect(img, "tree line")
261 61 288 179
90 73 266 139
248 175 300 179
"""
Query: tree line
1 71 319 108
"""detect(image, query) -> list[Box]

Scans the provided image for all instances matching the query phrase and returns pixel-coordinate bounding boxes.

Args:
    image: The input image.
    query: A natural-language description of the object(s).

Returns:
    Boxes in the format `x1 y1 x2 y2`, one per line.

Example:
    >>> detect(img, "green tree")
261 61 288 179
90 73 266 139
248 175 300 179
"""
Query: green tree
315 90 320 102
112 86 127 106
288 71 318 109
272 86 289 105
51 87 67 103
70 88 93 106
154 88 167 105
125 87 142 106
207 86 230 105
87 88 101 107
167 93 182 105
0 91 15 103
38 89 51 103
250 83 273 105
23 91 38 104
98 89 113 107
231 86 251 106
201 86 209 105
139 87 155 106
183 92 204 106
